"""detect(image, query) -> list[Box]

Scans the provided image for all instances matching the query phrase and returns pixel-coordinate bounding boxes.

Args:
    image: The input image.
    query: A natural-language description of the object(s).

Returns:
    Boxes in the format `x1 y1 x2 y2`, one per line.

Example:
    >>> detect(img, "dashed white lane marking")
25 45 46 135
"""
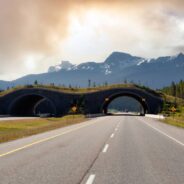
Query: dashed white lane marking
86 174 96 184
102 144 109 153
115 128 118 131
142 120 184 147
110 133 114 138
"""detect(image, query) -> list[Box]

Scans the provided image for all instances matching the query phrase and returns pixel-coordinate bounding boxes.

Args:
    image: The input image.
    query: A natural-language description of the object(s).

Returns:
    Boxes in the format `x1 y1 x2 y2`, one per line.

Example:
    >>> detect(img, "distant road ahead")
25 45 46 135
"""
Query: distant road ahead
0 116 184 184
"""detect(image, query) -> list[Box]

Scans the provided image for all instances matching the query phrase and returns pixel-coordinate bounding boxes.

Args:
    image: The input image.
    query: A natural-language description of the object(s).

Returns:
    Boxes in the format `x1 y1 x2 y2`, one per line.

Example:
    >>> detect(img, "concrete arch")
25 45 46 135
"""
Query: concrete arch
101 92 149 115
0 87 163 116
9 93 57 116
33 98 57 116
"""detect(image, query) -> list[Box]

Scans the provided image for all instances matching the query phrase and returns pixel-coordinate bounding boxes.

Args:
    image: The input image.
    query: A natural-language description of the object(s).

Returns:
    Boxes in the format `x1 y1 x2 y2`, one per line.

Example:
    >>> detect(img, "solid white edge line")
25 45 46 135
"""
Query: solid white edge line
102 144 109 153
86 174 96 184
110 133 114 138
142 120 184 147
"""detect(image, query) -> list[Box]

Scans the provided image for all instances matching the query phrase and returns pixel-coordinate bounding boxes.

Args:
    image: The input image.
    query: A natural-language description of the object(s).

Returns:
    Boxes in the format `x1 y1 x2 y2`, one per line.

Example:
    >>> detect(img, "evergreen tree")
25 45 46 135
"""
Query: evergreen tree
104 81 108 86
88 79 91 88
161 80 184 99
34 80 38 85
171 81 176 96
93 82 96 88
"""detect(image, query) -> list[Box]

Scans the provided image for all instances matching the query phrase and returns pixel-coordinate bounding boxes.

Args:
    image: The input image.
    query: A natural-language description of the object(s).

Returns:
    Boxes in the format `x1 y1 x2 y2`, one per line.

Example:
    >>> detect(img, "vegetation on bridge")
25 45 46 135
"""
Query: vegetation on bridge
0 83 161 97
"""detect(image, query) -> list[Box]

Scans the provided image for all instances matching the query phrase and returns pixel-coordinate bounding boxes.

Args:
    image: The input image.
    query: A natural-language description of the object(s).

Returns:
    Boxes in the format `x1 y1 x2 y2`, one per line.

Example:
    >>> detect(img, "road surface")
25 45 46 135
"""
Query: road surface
0 116 37 121
0 116 184 184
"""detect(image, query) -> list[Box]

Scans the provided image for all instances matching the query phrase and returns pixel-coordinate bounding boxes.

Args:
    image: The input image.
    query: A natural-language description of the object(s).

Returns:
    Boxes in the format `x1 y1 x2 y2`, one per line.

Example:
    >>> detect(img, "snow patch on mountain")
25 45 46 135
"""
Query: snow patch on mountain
103 64 112 75
48 61 74 72
137 59 146 66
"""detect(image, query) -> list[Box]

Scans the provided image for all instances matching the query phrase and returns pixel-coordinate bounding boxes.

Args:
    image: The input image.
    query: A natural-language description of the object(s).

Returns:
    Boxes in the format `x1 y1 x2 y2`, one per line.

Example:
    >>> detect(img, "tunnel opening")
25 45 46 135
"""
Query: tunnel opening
9 94 56 117
102 93 148 116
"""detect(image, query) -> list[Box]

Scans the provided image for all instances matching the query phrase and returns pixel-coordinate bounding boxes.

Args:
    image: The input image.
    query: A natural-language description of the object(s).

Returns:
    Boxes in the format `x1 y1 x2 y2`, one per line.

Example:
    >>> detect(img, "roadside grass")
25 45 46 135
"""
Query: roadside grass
162 105 184 128
164 94 184 106
163 117 184 128
159 94 184 128
0 115 87 143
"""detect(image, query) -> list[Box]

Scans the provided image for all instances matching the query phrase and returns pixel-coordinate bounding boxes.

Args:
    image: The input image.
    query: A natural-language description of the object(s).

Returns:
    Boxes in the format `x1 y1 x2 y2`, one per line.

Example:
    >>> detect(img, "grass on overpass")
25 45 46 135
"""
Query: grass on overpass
0 83 161 96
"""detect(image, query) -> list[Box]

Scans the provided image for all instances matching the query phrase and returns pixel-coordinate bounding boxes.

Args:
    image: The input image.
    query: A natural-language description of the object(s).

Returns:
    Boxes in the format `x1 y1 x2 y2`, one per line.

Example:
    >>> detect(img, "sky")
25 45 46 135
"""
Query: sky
0 0 184 81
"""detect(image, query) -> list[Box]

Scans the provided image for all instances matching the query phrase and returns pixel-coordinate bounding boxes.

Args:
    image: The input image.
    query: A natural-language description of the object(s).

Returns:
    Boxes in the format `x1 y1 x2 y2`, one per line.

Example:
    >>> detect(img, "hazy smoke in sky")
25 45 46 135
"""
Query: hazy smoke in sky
0 0 184 80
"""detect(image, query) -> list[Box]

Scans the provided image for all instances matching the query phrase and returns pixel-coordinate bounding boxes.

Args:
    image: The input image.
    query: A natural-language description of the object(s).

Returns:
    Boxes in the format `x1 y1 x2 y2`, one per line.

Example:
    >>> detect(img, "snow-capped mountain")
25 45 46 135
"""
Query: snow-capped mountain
0 52 184 90
47 52 143 76
48 61 74 72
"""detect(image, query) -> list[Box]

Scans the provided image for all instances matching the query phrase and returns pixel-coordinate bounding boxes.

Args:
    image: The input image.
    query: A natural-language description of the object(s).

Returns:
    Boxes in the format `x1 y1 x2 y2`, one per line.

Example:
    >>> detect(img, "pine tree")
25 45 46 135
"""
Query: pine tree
171 81 176 96
34 80 38 85
88 79 91 88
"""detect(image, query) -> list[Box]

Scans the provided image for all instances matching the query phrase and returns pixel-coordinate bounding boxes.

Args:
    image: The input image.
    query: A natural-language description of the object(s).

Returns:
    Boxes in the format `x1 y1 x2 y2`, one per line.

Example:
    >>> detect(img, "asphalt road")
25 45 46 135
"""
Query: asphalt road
0 116 37 121
0 116 184 184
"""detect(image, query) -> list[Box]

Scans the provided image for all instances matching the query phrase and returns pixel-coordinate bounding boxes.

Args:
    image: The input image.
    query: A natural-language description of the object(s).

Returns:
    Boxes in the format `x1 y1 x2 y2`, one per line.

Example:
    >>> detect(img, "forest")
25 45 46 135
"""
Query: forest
161 80 184 99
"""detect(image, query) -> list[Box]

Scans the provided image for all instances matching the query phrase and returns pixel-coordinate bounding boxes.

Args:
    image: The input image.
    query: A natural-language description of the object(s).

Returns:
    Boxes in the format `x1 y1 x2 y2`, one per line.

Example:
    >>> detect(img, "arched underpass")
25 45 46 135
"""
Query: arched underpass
102 93 149 115
9 94 56 116
0 87 163 116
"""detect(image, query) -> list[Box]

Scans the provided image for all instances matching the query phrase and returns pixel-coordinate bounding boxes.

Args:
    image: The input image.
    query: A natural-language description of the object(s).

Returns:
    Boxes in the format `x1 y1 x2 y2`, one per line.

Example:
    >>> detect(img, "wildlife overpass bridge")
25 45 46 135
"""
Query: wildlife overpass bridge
0 87 163 116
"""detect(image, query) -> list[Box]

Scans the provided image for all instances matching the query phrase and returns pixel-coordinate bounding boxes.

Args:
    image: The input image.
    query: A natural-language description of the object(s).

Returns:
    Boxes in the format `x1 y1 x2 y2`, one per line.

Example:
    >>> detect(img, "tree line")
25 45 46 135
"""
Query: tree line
161 80 184 99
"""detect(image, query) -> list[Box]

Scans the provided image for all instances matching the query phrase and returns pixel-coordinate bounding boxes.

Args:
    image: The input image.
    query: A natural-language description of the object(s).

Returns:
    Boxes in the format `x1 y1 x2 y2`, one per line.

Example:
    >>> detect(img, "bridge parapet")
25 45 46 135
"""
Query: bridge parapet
0 87 163 116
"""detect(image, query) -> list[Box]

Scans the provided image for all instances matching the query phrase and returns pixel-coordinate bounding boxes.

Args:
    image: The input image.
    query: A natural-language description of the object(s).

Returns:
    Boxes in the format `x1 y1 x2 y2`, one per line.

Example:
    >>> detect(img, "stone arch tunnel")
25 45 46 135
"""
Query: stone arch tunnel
0 87 163 116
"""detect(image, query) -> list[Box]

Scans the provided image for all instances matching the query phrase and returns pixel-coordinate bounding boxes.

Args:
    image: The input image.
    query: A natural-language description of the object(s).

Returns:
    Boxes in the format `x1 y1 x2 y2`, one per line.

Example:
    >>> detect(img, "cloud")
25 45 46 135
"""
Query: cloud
173 45 184 53
0 0 184 80
0 0 73 79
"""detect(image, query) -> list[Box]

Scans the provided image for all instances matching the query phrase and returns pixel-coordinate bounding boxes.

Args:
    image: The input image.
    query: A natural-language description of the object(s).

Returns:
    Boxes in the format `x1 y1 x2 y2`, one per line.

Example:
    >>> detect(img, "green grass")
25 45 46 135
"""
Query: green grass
0 83 161 97
158 94 184 128
163 117 184 128
162 104 184 128
163 94 184 105
0 115 87 143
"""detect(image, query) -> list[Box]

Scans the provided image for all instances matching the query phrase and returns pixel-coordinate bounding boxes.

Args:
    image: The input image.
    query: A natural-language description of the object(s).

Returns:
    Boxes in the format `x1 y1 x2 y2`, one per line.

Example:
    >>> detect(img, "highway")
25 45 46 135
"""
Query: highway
0 116 184 184
0 116 37 121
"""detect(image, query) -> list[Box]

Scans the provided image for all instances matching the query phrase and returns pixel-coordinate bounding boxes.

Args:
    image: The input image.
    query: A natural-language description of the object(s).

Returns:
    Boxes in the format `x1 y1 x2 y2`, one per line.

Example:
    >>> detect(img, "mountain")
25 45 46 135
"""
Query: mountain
0 51 184 90
48 61 74 72
0 80 12 90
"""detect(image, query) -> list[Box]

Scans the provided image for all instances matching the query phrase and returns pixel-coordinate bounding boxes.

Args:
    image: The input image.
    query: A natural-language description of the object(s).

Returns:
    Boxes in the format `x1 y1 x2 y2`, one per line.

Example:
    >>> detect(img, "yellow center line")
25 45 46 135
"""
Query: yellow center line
0 120 98 158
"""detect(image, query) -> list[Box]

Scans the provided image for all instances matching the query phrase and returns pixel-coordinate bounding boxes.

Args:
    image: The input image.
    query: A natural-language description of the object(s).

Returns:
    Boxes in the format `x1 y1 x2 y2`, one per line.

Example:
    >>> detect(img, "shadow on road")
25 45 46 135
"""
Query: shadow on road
106 113 144 117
